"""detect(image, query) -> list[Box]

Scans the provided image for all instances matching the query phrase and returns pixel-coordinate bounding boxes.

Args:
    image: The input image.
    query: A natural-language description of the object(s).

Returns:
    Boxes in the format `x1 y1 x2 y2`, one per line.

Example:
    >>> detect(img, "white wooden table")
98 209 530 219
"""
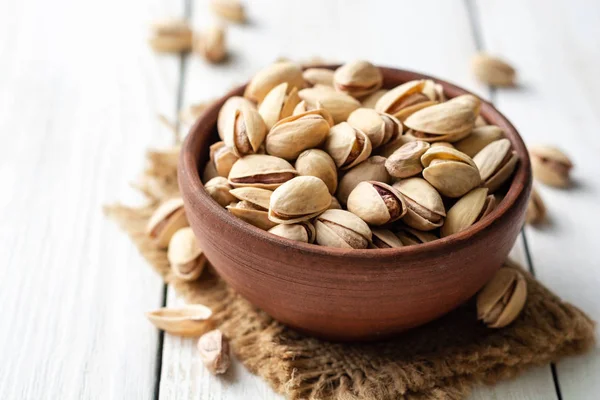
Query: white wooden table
1 0 599 398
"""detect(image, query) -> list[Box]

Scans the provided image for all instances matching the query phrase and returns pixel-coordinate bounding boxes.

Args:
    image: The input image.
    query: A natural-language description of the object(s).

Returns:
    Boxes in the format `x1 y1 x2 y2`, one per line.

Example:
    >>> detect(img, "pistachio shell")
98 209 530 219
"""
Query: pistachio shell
194 24 227 63
473 139 519 193
168 227 206 281
404 95 479 139
298 87 361 123
394 226 438 246
149 19 193 53
295 149 338 194
324 122 372 170
475 115 488 127
244 61 305 103
526 186 546 225
146 198 189 248
472 53 517 87
223 103 267 157
385 140 430 178
203 160 219 182
377 135 415 158
266 110 332 160
455 125 504 157
146 304 213 336
210 0 246 23
204 177 236 207
529 145 573 188
394 100 438 123
314 209 372 249
227 201 276 230
476 267 527 328
370 229 404 249
303 68 335 87
393 178 445 231
431 142 455 149
347 108 402 148
229 187 272 210
198 329 231 375
361 89 388 109
422 79 446 102
328 196 342 210
374 80 426 115
268 176 332 224
423 160 481 198
441 188 492 237
258 82 301 130
336 156 390 205
210 141 239 177
217 96 256 140
347 181 407 226
333 60 383 98
421 146 477 168
268 221 316 243
228 154 297 190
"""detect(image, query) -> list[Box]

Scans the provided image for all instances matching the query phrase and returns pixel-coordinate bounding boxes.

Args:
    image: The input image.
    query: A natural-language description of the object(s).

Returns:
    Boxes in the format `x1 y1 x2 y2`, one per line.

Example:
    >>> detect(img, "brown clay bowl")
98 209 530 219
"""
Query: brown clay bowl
179 66 532 341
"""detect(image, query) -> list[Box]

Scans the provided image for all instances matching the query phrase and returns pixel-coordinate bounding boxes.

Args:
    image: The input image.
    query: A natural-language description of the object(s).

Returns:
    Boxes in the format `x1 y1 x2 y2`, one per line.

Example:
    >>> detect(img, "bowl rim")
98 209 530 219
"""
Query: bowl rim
180 65 531 260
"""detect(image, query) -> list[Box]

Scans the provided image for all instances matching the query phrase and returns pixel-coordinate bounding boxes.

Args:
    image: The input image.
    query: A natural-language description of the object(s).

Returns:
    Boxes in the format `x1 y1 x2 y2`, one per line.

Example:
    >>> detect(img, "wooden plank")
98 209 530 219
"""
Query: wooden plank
0 0 183 398
475 0 600 398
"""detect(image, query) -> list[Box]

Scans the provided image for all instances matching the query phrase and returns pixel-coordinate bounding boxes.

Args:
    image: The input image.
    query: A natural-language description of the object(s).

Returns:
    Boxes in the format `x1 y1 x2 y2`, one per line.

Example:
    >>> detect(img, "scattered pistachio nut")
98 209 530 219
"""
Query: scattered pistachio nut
223 103 267 157
194 25 227 63
370 229 404 249
529 145 573 188
268 221 316 243
146 304 213 337
298 87 361 123
336 156 390 205
205 176 236 207
477 267 527 328
149 19 193 53
198 329 231 375
421 146 481 198
258 82 301 130
209 0 246 23
228 154 297 190
244 61 305 103
295 149 338 194
217 96 256 141
454 125 504 157
324 122 372 170
228 187 276 230
526 186 547 225
314 209 372 249
393 178 446 231
168 227 206 281
210 141 239 177
146 197 189 248
473 138 519 193
347 181 407 226
472 53 516 87
303 68 335 87
385 140 430 178
268 176 331 224
347 108 402 149
441 188 496 237
333 60 383 98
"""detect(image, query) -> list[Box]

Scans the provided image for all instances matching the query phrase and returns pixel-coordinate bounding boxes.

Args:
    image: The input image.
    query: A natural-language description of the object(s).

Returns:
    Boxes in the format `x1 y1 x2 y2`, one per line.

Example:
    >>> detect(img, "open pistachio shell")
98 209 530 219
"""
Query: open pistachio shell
394 226 438 246
295 149 338 195
204 177 236 207
146 304 213 337
473 138 519 193
244 61 305 103
347 108 402 149
385 140 430 178
476 267 527 328
529 145 573 188
298 87 361 123
268 176 332 224
303 68 335 87
258 82 301 130
333 60 383 98
217 96 256 140
146 198 189 248
347 181 407 226
336 156 390 205
210 141 239 177
198 329 231 375
228 154 297 190
374 80 426 116
314 209 372 249
370 229 404 249
168 227 206 281
394 100 438 123
393 178 445 231
421 147 481 198
324 122 372 170
268 221 316 243
526 186 546 225
227 200 276 230
229 187 272 210
441 188 496 237
422 79 446 102
454 125 504 157
224 103 267 157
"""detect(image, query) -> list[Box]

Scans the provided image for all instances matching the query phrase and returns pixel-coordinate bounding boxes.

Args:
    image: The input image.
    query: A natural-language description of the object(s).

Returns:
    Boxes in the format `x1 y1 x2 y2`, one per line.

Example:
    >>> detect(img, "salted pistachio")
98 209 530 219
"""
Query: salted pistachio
421 146 481 198
268 176 331 224
295 149 338 194
227 187 275 230
529 145 573 188
210 141 239 177
526 186 546 225
146 304 213 337
314 209 372 249
347 108 402 149
168 227 207 281
146 198 189 248
324 122 372 170
472 53 516 87
394 226 438 246
244 61 305 103
268 221 316 243
229 186 272 209
441 188 496 237
375 80 426 116
210 0 246 23
393 178 445 231
333 60 383 98
149 19 193 53
473 138 519 193
370 229 404 249
298 87 361 123
258 82 301 130
303 68 335 87
223 103 267 157
347 181 407 226
194 25 227 63
422 79 446 102
198 329 231 375
385 140 430 178
455 125 504 157
266 109 333 160
217 96 256 140
477 267 527 328
204 177 236 207
228 154 297 190
337 156 390 205
328 196 342 210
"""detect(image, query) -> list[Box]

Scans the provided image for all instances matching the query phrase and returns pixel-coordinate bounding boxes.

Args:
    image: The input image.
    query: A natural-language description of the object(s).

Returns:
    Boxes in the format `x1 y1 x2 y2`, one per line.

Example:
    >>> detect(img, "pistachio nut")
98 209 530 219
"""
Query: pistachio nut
454 125 504 157
303 68 335 87
268 176 331 224
422 79 446 102
431 142 455 149
347 181 407 226
149 19 193 53
441 188 496 237
298 87 361 123
526 186 546 225
210 0 246 23
268 221 316 243
295 149 338 194
328 196 342 210
228 154 297 190
258 82 301 130
194 24 227 63
168 227 207 281
203 160 219 183
394 226 438 246
227 187 275 230
333 60 383 98
421 146 481 198
472 53 517 87
377 135 415 158
385 140 430 178
204 176 236 207
374 80 426 116
347 108 402 149
361 89 388 109
244 61 305 103
146 304 213 337
476 267 527 328
223 103 267 157
393 178 445 231
370 229 404 249
229 186 272 209
265 109 333 160
473 138 519 193
314 209 372 249
198 329 231 375
209 141 239 177
337 156 390 205
146 197 189 248
217 96 256 140
324 122 372 170
529 145 573 188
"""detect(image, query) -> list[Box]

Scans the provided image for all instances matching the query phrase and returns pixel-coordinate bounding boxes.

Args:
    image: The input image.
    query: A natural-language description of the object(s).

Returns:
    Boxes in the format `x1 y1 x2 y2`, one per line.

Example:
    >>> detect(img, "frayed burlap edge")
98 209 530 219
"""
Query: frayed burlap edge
105 146 595 400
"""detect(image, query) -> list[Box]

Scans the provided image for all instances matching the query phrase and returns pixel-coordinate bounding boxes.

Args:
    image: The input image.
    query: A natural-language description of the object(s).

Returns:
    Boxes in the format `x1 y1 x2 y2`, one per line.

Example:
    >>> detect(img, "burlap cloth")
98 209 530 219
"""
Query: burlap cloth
105 146 595 400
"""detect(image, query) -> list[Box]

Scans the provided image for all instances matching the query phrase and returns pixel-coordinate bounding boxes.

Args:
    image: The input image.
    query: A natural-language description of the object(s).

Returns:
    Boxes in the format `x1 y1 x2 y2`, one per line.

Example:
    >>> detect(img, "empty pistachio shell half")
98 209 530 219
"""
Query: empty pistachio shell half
347 181 407 226
421 146 481 198
394 226 438 246
210 141 239 177
374 80 426 116
441 188 496 237
472 53 517 87
303 68 335 87
422 79 446 102
227 187 275 230
268 176 332 224
385 140 431 178
146 197 189 248
334 60 383 98
347 108 402 149
149 19 193 53
268 221 316 243
204 177 236 207
454 125 504 157
217 96 256 140
370 229 404 249
324 122 372 170
526 186 546 226
298 87 361 123
223 103 267 157
198 329 231 375
168 227 206 281
228 154 297 190
529 145 573 188
393 178 446 231
244 61 305 103
146 304 213 337
295 149 338 194
477 267 527 328
258 82 301 130
314 209 372 249
266 109 333 160
337 156 390 205
473 138 519 193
